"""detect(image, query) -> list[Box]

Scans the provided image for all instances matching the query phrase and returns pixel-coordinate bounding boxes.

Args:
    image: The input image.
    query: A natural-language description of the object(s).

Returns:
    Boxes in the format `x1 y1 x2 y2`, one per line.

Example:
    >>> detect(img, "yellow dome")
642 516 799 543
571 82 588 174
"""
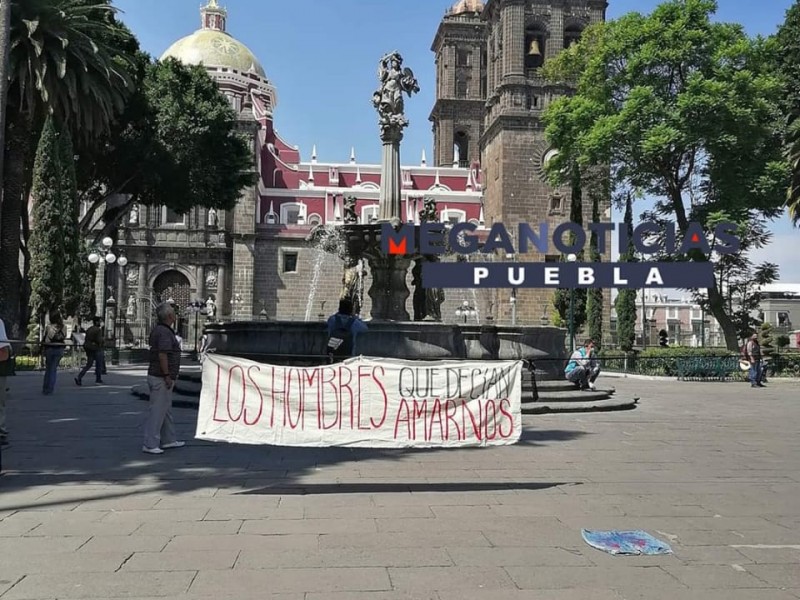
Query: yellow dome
161 29 267 79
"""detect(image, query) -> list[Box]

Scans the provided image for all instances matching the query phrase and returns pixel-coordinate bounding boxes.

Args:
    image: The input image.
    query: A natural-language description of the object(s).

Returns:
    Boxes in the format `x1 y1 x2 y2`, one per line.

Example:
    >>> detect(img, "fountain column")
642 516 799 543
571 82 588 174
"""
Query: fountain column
367 51 421 321
378 128 403 223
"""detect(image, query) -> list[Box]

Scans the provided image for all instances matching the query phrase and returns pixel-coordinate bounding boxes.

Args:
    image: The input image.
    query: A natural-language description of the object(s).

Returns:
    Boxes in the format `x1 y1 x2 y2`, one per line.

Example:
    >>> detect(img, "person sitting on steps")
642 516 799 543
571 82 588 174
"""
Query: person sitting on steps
565 338 601 391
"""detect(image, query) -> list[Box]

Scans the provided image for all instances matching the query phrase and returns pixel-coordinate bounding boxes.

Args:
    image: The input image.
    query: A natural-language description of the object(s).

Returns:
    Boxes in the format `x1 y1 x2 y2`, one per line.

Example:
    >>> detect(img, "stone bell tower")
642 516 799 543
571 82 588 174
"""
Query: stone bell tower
430 0 488 168
480 0 608 324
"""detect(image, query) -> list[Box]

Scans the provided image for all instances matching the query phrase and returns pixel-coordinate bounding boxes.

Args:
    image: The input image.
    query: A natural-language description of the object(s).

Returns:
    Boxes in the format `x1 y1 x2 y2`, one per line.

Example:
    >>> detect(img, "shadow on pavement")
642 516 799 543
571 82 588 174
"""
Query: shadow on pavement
0 370 589 509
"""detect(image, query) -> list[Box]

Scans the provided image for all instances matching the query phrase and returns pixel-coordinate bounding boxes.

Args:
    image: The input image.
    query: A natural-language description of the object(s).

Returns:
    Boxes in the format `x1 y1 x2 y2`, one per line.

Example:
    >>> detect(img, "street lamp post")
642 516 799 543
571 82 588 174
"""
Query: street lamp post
567 253 577 353
87 237 127 343
455 300 476 325
187 300 205 356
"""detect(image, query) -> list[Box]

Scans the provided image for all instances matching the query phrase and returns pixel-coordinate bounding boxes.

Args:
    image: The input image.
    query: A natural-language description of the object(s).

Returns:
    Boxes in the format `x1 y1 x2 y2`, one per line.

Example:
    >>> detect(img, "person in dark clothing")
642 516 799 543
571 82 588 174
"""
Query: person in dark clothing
42 311 67 395
75 317 105 386
746 333 764 388
326 298 368 361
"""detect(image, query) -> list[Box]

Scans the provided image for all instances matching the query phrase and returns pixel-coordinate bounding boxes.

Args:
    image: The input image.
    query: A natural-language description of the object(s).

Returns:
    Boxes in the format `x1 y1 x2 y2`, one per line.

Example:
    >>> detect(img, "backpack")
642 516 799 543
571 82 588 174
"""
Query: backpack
327 315 355 358
49 327 66 344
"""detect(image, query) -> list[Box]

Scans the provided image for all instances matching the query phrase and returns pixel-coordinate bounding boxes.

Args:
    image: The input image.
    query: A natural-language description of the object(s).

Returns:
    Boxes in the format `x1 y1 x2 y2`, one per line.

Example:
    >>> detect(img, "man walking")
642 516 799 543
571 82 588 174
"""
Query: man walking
75 317 105 386
142 303 185 455
565 339 601 391
746 333 764 388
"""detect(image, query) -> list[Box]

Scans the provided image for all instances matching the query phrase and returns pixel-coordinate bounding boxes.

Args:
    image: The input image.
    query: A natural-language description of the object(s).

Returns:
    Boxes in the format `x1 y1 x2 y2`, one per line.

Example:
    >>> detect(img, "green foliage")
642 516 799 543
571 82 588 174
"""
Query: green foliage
614 194 637 352
586 178 604 347
778 1 800 223
59 129 82 318
543 0 789 350
28 119 82 319
776 334 791 349
29 119 66 319
77 57 257 235
553 167 587 334
6 0 136 137
760 322 775 358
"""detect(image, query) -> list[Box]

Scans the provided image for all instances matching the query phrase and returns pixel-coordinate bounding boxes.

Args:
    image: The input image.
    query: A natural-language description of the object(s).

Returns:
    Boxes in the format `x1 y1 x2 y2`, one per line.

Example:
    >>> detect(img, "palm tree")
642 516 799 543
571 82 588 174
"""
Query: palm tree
0 0 136 334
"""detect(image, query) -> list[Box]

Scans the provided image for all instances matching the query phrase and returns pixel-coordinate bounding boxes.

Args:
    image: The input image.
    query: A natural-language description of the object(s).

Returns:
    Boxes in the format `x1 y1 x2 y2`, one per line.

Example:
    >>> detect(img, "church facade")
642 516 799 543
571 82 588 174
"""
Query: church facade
102 0 610 347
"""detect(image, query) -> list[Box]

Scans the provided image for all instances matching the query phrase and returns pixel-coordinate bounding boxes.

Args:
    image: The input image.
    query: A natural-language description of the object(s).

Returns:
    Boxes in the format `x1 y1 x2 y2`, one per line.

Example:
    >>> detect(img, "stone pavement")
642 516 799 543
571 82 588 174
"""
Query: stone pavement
0 366 798 600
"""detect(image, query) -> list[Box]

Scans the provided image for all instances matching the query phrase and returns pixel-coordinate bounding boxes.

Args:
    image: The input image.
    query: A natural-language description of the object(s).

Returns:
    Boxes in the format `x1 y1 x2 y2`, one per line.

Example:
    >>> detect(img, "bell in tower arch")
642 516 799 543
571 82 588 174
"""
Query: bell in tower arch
528 39 542 56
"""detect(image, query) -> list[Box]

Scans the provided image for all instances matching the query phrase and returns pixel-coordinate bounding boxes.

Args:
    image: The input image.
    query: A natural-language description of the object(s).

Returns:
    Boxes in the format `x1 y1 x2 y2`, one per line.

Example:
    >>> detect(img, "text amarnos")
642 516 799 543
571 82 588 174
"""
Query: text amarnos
197 354 523 448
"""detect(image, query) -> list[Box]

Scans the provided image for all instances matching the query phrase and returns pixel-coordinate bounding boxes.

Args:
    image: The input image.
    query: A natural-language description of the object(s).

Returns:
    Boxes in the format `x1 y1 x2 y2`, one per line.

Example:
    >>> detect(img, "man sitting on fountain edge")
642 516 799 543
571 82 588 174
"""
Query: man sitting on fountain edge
327 299 368 362
565 339 601 391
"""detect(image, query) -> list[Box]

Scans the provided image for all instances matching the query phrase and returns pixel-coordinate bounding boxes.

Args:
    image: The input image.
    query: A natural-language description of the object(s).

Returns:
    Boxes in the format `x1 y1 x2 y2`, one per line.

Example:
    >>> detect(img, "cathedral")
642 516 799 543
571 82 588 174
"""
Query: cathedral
103 0 610 346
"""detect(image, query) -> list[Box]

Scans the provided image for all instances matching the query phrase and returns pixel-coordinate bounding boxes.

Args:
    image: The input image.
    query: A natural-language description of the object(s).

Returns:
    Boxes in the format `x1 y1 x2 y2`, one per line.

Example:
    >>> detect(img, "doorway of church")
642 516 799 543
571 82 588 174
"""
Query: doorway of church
152 271 192 346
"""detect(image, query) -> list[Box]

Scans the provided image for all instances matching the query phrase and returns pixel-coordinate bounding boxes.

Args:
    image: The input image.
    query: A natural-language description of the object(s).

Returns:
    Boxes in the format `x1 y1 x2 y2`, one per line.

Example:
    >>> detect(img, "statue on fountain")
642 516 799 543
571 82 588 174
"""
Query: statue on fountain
420 196 439 223
411 259 445 322
372 51 420 139
341 256 362 316
343 196 358 224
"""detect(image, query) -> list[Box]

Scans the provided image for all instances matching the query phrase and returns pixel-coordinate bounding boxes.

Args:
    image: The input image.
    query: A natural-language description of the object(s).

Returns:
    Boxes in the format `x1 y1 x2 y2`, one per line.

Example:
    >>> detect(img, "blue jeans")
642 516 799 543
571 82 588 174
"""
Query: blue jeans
77 350 105 382
43 346 65 394
749 360 762 386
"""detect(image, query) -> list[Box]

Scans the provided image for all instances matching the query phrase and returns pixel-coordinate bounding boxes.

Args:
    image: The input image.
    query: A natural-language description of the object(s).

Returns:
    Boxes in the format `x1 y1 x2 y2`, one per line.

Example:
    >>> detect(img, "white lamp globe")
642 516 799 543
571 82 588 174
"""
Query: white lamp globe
102 237 114 248
117 256 128 267
88 253 100 264
105 253 117 264
567 253 577 262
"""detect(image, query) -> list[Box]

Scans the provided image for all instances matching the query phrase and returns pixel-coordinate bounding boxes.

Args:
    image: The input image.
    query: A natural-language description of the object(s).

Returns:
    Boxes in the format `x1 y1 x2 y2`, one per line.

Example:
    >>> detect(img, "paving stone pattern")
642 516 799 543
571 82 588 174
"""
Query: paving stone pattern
0 369 798 599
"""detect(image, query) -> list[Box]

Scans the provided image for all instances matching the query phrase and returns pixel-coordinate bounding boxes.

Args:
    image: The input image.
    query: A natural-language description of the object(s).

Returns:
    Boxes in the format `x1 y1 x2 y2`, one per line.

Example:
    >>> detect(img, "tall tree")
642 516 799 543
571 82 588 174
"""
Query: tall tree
552 165 587 335
778 1 800 223
59 127 82 318
543 0 788 351
0 0 11 204
585 171 605 346
28 119 66 319
77 57 256 241
0 0 136 335
615 193 637 352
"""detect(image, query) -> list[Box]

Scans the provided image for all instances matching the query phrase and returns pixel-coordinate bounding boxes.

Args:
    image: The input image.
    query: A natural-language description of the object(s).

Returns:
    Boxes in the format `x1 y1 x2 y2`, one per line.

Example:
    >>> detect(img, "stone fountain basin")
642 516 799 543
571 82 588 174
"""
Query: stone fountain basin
203 321 566 380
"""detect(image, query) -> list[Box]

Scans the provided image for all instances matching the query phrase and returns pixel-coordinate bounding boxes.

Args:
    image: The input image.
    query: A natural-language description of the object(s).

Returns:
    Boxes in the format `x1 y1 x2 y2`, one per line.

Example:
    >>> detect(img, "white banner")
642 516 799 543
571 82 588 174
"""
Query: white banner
196 354 523 448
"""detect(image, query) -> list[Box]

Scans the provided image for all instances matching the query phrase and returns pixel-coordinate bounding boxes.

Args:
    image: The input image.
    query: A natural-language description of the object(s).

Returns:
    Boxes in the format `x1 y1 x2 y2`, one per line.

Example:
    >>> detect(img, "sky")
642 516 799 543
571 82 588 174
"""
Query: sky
113 0 799 283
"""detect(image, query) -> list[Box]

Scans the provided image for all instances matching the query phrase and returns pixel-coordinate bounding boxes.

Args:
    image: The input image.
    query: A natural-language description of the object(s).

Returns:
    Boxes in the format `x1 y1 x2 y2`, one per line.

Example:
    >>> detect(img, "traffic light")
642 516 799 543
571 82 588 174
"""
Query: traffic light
658 329 668 347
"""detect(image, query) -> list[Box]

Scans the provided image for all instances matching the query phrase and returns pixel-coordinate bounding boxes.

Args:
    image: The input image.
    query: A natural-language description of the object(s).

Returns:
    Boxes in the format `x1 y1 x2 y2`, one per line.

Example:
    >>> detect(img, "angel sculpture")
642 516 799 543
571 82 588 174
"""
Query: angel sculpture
343 195 358 224
372 51 420 136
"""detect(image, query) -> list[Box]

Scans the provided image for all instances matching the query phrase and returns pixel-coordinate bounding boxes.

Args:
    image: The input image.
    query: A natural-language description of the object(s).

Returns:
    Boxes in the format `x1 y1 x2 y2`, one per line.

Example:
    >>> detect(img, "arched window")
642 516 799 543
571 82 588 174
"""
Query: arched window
525 25 546 71
361 204 379 224
441 209 467 225
307 213 322 226
280 202 306 225
564 25 583 49
454 131 469 167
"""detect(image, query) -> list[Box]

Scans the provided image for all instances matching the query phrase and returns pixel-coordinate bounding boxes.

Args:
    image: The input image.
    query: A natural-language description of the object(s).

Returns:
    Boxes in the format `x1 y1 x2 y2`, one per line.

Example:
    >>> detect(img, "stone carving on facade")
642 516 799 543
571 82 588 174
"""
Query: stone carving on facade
372 51 420 138
128 204 139 226
420 197 438 223
126 295 137 319
206 296 217 318
126 264 139 286
208 207 218 228
343 196 358 224
205 266 218 289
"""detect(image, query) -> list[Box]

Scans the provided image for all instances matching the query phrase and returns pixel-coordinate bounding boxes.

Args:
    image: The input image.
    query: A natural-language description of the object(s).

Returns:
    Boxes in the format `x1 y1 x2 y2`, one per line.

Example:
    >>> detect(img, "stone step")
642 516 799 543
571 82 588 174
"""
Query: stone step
522 397 640 414
529 390 614 403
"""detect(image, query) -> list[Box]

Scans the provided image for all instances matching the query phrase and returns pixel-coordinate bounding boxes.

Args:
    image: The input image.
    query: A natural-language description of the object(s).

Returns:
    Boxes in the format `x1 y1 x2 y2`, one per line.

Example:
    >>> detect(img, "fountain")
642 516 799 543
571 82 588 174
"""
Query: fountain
202 50 567 379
